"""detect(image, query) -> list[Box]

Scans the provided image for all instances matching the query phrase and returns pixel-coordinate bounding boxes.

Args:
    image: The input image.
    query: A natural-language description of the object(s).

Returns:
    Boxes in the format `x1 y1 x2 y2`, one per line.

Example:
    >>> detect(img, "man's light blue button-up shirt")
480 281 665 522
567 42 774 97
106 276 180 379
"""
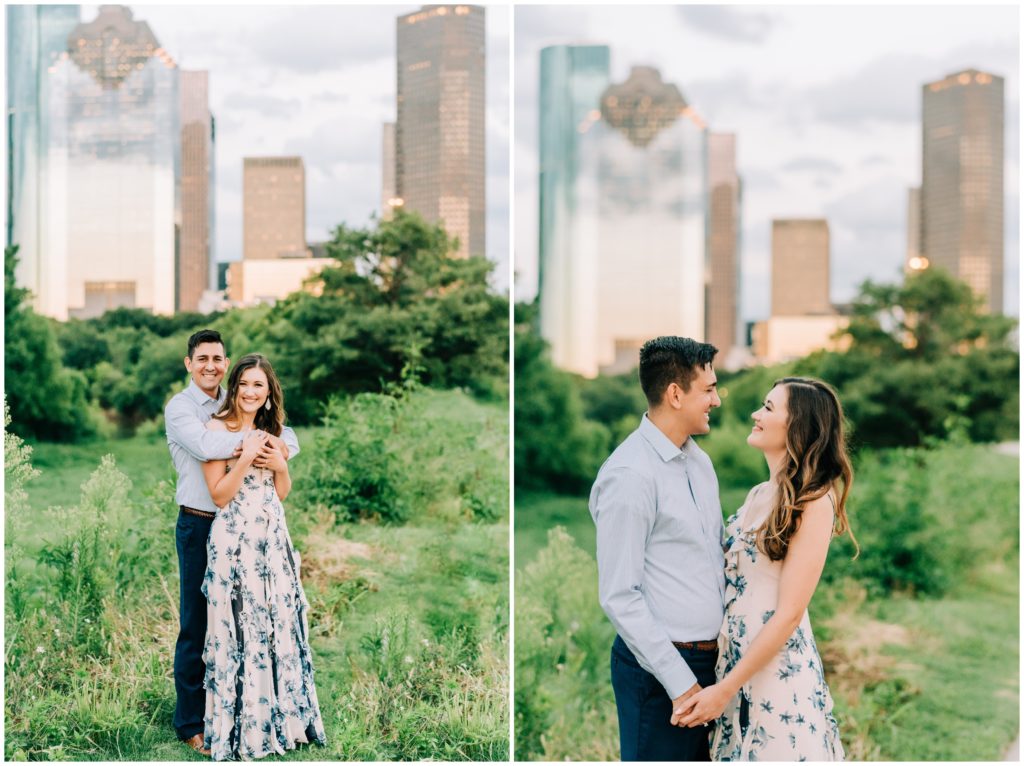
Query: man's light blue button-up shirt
165 380 300 513
590 413 726 699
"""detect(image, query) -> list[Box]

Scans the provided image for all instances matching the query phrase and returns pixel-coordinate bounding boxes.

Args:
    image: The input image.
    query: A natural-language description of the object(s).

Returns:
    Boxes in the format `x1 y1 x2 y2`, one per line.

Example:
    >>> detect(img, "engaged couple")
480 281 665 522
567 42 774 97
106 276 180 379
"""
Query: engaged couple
591 336 857 762
165 329 326 761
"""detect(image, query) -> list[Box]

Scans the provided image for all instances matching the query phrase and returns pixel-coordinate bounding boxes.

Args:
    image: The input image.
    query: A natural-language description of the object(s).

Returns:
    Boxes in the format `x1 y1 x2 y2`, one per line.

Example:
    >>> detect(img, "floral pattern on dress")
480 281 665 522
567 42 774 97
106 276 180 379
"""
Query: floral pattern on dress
710 488 844 762
202 464 326 761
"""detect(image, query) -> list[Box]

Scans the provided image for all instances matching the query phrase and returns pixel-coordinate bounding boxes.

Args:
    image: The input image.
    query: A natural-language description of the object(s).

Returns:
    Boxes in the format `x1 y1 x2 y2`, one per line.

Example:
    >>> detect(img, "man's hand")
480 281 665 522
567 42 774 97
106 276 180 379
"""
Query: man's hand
669 681 702 726
675 682 734 728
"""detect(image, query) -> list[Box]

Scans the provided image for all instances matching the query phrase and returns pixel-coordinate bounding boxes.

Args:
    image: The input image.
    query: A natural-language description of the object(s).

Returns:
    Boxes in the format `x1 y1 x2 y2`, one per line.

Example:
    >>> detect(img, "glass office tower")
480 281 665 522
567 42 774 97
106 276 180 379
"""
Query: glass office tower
396 4 486 259
6 4 80 309
539 55 708 377
921 68 1005 313
42 5 179 319
537 44 611 376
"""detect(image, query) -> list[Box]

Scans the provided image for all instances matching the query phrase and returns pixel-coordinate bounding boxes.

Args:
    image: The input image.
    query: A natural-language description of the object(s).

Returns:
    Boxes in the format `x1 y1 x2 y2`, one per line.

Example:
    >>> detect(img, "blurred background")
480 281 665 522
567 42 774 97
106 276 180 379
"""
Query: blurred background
513 5 1020 761
5 4 510 760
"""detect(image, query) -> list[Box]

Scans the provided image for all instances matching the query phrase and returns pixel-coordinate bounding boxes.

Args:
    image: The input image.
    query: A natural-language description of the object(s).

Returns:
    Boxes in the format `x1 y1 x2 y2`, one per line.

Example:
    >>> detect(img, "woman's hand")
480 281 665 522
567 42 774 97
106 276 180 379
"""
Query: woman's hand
674 682 735 728
260 441 288 473
239 430 268 464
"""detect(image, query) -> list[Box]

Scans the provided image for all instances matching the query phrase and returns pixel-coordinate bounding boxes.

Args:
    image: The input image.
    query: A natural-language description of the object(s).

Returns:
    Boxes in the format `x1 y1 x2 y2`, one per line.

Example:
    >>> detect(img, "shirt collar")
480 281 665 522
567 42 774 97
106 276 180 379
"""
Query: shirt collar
639 412 693 462
185 379 224 407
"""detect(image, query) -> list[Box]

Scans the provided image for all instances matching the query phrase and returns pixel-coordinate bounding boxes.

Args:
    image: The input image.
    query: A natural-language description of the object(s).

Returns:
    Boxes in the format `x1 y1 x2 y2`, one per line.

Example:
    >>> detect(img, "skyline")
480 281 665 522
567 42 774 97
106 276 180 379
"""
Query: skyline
77 4 512 292
514 5 1020 319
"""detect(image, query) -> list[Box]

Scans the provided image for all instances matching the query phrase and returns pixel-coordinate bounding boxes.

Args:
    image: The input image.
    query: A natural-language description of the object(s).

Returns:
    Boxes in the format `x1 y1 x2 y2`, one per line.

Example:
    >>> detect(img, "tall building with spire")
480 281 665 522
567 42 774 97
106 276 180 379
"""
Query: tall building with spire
41 4 180 320
6 4 80 308
179 69 214 312
918 68 1004 312
395 4 485 259
538 57 709 377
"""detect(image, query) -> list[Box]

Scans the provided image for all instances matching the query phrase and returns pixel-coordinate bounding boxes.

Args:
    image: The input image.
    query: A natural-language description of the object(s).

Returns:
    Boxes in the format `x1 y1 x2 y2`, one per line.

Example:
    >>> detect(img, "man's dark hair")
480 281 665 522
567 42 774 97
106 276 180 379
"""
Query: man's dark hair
187 329 226 359
638 336 718 406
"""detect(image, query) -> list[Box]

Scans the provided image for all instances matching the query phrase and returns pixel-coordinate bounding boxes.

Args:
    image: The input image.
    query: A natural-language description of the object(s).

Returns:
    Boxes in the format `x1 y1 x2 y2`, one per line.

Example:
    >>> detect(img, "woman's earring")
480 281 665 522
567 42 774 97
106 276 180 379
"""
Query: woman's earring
265 398 272 411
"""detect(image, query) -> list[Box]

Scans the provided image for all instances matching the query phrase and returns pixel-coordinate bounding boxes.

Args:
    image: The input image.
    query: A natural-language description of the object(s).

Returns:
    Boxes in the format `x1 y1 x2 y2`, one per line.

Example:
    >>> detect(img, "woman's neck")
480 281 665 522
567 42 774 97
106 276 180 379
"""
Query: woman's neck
764 449 787 480
231 412 256 431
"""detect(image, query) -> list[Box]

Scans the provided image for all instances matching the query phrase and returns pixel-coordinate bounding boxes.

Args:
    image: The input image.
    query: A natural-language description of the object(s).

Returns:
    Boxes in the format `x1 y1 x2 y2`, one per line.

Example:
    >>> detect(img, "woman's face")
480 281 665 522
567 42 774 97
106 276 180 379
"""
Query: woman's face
235 366 270 415
748 384 789 453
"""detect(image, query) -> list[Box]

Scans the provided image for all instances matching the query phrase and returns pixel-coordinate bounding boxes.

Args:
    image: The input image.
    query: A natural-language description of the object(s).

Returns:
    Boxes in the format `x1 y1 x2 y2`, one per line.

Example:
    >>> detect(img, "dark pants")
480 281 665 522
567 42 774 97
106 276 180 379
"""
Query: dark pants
173 509 213 740
611 634 719 762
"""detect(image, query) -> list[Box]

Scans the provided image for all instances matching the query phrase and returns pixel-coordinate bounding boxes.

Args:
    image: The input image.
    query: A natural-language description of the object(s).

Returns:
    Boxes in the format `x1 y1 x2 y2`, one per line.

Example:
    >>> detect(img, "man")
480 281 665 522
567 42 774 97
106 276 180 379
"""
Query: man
589 336 726 761
165 329 300 755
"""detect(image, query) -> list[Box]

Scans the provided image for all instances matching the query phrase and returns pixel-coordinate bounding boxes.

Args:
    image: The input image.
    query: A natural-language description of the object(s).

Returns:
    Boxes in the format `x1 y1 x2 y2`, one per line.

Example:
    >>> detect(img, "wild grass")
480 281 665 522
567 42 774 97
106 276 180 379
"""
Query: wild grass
514 442 1019 761
5 389 509 762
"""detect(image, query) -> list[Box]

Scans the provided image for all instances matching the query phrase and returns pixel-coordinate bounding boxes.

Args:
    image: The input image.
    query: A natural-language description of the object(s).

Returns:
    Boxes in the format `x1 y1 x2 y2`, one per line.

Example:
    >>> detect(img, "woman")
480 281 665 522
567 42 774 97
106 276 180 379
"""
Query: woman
200 354 326 761
676 376 857 761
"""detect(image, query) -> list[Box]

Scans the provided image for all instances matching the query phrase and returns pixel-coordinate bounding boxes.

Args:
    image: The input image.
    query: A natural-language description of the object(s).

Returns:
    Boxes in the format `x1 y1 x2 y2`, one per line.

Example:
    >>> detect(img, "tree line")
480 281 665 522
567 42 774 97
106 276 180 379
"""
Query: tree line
515 267 1019 495
5 212 509 442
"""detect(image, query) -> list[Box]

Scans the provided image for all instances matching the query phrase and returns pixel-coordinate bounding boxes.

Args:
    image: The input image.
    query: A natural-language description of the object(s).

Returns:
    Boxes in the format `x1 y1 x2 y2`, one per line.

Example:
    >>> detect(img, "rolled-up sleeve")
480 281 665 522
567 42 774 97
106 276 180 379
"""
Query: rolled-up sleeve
593 467 698 698
280 426 300 460
165 397 241 461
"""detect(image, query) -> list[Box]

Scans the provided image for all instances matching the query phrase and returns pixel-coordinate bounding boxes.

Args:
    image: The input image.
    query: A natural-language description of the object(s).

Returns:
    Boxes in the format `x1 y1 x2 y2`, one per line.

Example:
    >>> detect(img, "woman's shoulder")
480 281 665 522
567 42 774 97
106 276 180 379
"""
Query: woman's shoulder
206 417 228 432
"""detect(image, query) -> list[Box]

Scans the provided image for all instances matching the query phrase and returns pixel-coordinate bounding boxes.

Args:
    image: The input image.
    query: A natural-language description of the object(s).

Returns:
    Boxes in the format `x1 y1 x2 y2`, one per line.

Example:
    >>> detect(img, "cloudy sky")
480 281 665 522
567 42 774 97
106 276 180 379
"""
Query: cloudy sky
514 5 1020 319
82 4 511 292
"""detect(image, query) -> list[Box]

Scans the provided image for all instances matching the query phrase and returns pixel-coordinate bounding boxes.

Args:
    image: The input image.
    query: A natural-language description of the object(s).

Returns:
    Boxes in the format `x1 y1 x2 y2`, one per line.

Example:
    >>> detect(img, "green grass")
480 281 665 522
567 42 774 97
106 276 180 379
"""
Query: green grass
514 442 1019 761
6 389 509 761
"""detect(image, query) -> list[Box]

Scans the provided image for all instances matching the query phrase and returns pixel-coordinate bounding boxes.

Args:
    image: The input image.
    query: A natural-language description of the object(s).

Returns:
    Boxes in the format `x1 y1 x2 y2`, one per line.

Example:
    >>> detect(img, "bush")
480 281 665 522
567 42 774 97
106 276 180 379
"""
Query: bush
301 388 509 526
514 527 617 761
303 393 409 524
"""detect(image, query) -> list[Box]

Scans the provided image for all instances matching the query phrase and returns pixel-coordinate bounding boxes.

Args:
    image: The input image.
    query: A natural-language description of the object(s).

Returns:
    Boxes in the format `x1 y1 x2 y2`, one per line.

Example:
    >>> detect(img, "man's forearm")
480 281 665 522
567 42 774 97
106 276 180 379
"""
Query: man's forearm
166 405 241 461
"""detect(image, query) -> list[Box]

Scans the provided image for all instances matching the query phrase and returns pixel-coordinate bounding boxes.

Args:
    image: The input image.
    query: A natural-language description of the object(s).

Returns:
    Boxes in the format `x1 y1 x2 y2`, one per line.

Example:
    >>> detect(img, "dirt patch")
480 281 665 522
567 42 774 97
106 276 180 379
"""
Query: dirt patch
300 532 374 589
819 585 914 704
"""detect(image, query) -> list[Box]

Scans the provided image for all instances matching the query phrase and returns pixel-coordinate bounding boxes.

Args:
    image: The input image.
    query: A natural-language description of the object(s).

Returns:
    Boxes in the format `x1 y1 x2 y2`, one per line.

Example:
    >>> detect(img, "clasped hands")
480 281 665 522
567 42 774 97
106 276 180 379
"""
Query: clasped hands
234 431 287 471
670 681 733 728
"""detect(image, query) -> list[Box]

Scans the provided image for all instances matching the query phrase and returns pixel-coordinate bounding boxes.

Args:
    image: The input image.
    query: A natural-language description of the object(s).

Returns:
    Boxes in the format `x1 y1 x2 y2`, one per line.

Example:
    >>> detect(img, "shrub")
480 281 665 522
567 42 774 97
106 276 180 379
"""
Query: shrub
514 527 618 761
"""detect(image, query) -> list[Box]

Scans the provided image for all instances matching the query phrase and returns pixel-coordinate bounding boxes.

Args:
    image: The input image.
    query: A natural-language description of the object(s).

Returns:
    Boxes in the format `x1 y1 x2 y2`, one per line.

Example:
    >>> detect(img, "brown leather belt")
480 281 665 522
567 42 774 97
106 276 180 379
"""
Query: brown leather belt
180 505 216 520
673 640 718 652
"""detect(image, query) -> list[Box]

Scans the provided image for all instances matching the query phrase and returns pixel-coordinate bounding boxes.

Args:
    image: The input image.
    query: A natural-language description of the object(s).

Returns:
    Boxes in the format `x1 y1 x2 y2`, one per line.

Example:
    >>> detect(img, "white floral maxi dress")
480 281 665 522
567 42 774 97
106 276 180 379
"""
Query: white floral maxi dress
710 486 844 761
202 464 326 761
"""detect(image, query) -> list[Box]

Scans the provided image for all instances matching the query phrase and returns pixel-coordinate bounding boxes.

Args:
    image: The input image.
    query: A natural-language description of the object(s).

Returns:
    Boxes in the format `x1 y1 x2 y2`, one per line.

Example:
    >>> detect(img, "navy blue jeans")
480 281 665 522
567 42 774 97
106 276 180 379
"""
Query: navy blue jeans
611 635 719 762
172 509 213 740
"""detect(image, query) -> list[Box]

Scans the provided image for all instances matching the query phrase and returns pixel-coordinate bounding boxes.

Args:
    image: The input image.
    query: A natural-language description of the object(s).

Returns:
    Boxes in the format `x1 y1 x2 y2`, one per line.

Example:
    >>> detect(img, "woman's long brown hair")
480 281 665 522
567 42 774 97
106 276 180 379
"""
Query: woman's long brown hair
755 377 859 561
212 354 285 437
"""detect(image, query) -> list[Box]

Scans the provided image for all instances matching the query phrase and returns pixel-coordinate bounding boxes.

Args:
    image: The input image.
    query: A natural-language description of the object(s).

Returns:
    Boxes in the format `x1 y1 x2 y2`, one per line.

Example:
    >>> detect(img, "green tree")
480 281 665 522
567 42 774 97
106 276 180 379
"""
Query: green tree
841 267 1015 361
514 303 609 494
264 212 508 424
4 246 95 441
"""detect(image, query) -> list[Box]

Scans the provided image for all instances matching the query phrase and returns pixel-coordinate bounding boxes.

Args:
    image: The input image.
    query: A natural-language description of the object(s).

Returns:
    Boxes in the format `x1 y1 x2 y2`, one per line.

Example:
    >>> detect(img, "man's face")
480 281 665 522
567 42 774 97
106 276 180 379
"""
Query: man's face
184 342 229 397
669 364 721 436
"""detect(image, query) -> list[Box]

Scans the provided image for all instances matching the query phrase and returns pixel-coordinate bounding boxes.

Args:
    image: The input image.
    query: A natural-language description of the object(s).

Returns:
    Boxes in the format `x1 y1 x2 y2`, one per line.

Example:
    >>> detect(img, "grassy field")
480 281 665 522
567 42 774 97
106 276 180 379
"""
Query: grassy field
5 388 509 761
514 443 1019 761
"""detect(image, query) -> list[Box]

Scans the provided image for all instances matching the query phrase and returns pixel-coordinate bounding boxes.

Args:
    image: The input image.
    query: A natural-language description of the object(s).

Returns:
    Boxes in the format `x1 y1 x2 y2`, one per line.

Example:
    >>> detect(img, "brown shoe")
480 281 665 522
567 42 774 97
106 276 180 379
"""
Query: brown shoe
184 734 211 757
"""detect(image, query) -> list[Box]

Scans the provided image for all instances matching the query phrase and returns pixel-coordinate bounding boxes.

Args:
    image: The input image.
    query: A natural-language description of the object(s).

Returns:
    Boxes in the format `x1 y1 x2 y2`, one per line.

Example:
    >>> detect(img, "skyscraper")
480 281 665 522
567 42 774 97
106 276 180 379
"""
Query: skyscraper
381 121 396 218
179 69 214 312
537 44 610 374
707 132 741 361
6 4 80 308
539 59 709 377
395 4 485 259
906 186 923 271
42 4 179 320
242 157 306 260
771 219 832 317
920 68 1004 313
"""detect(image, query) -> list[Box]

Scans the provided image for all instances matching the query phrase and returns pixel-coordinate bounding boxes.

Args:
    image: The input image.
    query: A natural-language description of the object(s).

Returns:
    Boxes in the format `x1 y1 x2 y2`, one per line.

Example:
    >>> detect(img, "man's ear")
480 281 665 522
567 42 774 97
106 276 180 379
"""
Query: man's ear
184 355 192 373
664 382 682 410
